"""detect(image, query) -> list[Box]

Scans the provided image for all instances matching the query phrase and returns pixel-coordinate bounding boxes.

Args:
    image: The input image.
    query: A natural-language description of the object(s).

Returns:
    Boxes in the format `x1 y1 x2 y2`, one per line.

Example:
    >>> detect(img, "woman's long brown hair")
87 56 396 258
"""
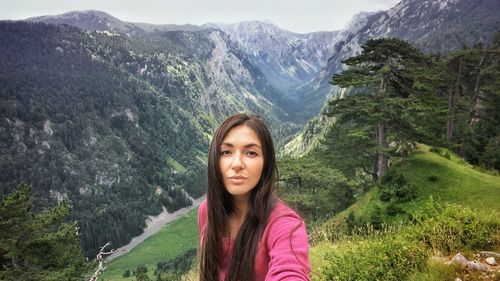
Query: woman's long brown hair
200 113 278 281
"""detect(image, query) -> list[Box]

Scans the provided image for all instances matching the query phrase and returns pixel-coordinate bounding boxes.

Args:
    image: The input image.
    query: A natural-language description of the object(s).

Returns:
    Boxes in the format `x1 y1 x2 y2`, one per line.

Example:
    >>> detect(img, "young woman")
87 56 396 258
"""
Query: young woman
198 113 311 281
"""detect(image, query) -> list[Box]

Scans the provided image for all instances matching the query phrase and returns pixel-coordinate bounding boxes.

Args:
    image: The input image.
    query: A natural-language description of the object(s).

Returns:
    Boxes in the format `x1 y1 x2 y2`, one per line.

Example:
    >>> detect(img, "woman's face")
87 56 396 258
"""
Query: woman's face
219 125 264 201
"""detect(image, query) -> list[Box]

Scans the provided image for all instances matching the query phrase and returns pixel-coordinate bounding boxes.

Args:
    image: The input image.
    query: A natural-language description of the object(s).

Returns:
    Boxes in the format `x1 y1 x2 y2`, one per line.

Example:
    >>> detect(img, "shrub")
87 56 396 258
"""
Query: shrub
443 150 451 159
370 205 384 230
408 199 499 253
134 265 148 275
427 174 438 182
429 146 441 153
386 201 404 216
379 187 392 202
378 175 416 203
380 169 406 186
345 211 356 234
429 146 452 160
394 183 417 203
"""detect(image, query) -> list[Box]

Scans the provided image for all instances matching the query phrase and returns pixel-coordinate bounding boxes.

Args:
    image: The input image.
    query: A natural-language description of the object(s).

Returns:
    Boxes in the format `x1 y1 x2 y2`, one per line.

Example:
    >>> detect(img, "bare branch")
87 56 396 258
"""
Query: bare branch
88 242 126 281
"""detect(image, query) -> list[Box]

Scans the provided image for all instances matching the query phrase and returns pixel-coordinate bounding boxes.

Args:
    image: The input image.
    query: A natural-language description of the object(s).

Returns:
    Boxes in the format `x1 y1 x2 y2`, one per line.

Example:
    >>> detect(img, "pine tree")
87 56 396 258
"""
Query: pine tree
329 38 428 181
0 183 89 281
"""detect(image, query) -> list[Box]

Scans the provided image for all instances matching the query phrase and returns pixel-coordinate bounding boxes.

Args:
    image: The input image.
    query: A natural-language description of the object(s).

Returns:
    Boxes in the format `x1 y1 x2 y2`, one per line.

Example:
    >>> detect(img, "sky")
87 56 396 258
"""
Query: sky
0 0 400 33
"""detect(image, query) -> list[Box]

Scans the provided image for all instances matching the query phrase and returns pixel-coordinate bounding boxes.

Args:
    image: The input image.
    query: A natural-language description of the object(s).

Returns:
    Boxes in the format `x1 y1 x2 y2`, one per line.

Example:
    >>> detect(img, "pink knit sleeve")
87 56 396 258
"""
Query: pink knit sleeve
265 215 311 281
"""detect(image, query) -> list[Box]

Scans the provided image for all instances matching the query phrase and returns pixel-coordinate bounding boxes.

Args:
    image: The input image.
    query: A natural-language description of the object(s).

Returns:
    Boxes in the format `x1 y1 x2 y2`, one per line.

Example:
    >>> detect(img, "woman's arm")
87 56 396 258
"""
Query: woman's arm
265 216 311 281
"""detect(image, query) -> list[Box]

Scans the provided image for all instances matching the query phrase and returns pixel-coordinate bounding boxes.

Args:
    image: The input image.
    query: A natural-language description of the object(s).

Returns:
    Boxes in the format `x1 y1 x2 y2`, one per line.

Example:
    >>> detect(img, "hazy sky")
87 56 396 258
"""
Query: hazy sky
0 0 400 33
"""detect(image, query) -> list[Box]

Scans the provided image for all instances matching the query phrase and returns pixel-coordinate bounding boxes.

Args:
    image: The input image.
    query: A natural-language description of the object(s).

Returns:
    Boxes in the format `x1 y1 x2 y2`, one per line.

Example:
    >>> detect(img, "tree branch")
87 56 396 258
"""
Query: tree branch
88 242 126 281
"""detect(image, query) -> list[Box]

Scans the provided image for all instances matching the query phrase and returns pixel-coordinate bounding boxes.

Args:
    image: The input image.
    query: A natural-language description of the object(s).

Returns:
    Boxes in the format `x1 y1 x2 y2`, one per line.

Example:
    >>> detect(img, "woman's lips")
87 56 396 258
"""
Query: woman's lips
229 176 246 184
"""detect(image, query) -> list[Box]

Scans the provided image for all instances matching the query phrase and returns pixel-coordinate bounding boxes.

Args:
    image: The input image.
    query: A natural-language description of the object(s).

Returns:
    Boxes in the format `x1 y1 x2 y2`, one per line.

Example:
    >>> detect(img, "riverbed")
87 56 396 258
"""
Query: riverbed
107 195 206 261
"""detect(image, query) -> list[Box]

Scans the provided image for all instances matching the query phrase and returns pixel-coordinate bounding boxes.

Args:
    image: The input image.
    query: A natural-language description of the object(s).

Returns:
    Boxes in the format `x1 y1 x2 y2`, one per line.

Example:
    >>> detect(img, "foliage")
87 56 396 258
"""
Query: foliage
277 154 361 222
409 198 499 254
405 260 456 281
328 37 431 181
133 265 150 281
0 183 90 281
154 249 196 281
324 35 500 188
310 200 499 281
378 168 417 204
440 35 500 170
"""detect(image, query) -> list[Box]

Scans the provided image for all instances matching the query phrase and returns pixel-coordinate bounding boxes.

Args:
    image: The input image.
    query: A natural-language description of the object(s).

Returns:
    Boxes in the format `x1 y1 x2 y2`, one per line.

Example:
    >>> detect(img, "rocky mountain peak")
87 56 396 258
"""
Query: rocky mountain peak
27 10 144 34
343 11 381 32
206 20 340 98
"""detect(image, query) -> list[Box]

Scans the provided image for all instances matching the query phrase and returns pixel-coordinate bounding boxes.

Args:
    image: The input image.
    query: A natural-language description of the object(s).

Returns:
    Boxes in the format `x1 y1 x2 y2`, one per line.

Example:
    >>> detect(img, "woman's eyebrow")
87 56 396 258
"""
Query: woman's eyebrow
221 143 261 149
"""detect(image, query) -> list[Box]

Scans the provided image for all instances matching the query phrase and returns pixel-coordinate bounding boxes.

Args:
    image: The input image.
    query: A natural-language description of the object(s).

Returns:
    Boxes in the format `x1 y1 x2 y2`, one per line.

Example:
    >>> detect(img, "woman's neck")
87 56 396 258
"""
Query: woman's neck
232 196 249 220
225 196 249 238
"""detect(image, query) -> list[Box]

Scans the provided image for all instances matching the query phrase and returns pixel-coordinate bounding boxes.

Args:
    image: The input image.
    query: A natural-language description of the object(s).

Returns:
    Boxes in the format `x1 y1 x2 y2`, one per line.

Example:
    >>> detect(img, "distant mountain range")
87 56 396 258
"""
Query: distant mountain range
204 21 340 105
26 11 342 121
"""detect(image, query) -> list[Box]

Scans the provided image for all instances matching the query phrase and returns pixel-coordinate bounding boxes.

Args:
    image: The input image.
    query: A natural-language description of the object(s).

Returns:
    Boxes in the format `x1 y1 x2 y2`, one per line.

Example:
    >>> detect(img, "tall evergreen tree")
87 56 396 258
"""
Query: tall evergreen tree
329 38 427 181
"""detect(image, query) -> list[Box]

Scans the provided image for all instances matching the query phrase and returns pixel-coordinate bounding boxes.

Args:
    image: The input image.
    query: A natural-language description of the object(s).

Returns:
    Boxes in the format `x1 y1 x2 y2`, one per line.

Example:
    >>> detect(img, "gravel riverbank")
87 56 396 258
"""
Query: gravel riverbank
107 195 206 261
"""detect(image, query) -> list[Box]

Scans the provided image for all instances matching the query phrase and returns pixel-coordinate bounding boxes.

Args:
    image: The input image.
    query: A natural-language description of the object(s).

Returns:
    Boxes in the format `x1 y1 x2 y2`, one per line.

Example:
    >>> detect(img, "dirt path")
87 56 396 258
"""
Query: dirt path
107 195 206 261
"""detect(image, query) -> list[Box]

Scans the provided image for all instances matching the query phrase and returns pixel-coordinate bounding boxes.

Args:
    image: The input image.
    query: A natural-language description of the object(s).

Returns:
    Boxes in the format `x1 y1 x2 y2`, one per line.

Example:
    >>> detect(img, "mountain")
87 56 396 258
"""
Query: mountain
133 22 204 32
28 10 207 34
205 21 341 119
26 13 342 121
0 20 299 257
27 10 145 34
281 0 500 157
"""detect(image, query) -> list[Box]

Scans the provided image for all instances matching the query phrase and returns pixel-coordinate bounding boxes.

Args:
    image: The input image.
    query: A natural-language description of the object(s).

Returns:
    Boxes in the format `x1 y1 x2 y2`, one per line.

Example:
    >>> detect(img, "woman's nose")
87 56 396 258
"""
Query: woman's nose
231 153 244 169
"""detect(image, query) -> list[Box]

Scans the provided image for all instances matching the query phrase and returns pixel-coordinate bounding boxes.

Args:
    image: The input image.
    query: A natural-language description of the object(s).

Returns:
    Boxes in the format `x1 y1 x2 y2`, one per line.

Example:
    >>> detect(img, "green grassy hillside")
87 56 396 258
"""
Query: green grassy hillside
398 144 499 212
310 144 500 281
320 144 500 232
99 208 199 281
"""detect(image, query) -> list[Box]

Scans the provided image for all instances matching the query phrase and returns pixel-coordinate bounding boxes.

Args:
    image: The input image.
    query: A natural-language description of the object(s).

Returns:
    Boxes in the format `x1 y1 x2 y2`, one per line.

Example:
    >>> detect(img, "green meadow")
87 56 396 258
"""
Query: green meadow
99 208 199 281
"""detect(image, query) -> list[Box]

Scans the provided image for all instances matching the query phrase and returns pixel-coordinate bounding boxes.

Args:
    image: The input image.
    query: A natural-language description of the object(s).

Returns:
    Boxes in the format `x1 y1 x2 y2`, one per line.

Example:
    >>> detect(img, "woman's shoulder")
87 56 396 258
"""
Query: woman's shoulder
263 200 306 242
261 200 310 278
268 200 303 223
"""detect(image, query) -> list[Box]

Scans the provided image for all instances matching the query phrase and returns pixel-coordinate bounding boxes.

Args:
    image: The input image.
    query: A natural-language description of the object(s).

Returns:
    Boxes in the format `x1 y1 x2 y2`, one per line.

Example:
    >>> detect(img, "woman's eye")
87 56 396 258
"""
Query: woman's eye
220 151 231 156
247 151 258 157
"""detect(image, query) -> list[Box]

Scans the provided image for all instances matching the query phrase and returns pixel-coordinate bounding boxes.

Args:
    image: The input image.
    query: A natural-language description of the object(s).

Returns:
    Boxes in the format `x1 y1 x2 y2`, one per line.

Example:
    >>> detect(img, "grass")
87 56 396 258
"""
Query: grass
310 199 499 280
407 259 500 281
405 260 456 281
309 143 500 281
320 143 500 233
99 208 199 281
399 144 500 215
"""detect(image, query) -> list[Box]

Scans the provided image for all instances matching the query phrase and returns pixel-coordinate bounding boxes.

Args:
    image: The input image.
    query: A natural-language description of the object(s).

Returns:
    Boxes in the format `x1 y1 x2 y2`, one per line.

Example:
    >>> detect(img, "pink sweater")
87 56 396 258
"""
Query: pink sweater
198 199 311 281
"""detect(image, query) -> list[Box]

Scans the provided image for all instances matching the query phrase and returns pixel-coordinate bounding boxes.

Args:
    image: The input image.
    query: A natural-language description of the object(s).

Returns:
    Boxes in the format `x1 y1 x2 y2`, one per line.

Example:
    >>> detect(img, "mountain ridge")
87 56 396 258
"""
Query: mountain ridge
0 20 298 257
